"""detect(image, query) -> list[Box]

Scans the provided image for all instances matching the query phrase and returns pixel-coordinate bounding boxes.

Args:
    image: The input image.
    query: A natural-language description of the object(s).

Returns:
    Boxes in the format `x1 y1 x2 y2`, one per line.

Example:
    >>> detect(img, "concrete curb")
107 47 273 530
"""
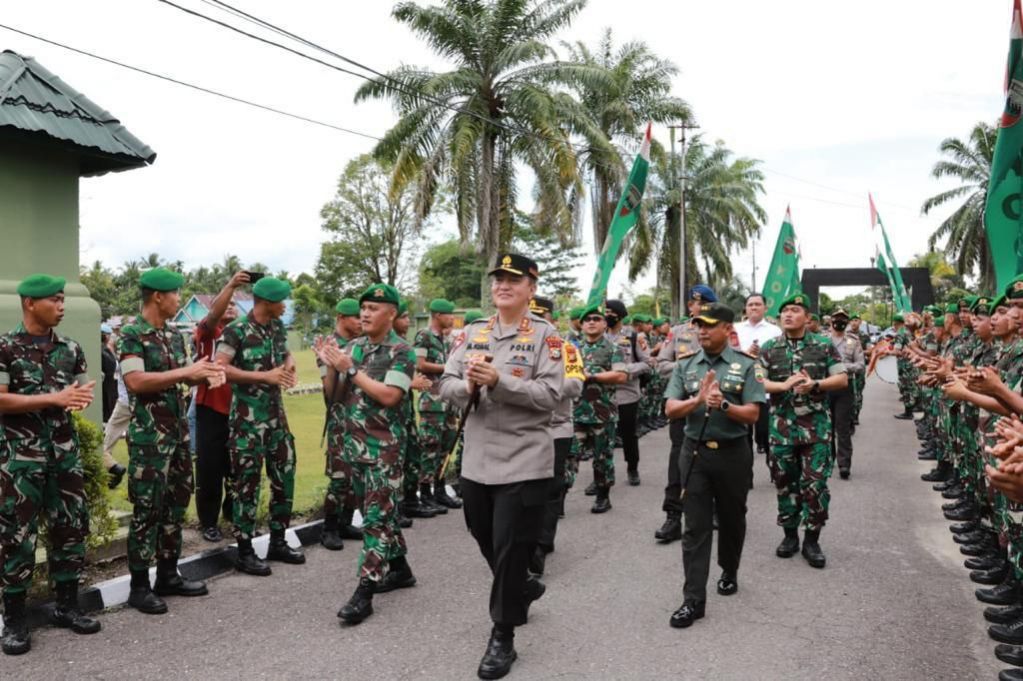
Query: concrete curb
16 519 329 628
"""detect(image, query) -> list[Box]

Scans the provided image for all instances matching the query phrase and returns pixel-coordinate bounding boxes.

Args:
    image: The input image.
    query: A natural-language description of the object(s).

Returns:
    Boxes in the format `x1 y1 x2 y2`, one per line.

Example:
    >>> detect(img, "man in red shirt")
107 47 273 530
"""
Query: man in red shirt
194 272 249 542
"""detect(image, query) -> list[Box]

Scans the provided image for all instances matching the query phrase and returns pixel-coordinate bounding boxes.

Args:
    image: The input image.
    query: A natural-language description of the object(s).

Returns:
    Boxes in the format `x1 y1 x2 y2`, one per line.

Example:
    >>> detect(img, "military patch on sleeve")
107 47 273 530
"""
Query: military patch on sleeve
638 335 649 351
545 336 563 360
451 330 466 351
754 365 765 383
563 343 585 380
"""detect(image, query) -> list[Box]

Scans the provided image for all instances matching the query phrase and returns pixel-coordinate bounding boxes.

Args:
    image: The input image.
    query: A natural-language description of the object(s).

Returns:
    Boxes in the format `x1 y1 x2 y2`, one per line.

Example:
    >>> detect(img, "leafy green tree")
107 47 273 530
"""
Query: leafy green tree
314 154 428 304
922 121 996 290
79 261 118 320
356 0 615 300
562 29 691 252
512 215 583 299
418 240 486 307
907 251 964 302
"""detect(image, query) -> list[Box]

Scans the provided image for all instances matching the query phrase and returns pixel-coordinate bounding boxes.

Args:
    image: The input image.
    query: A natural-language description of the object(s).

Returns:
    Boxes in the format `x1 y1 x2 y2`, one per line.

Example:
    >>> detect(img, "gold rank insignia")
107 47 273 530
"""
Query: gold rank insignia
373 288 384 298
502 255 512 267
730 362 741 370
795 296 804 304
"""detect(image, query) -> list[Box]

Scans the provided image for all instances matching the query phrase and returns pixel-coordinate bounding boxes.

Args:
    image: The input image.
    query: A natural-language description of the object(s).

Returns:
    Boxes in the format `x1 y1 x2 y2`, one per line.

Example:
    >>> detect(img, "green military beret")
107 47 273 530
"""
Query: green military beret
360 283 401 307
849 313 861 320
809 313 820 322
992 294 1008 311
17 273 66 298
893 313 905 323
335 298 360 316
464 309 483 324
778 291 812 311
252 276 291 302
1006 274 1023 300
652 317 667 326
569 306 585 321
945 302 959 314
579 303 604 320
622 315 632 325
961 295 979 309
139 267 184 292
971 295 993 315
552 311 561 321
398 301 409 316
934 317 945 328
923 305 940 315
429 298 455 314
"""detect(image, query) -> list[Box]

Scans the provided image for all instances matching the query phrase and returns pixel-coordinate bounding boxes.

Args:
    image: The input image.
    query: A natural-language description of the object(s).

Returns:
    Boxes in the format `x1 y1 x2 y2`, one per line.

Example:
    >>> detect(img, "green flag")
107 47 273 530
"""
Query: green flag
762 206 801 317
986 0 1023 292
870 194 911 312
586 123 651 306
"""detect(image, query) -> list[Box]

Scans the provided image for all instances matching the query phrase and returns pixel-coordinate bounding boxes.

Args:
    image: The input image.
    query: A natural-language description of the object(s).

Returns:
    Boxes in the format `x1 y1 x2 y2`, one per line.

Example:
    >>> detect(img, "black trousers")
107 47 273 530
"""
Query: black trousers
753 403 770 455
538 437 570 552
663 419 684 515
461 476 548 627
617 401 640 472
195 404 233 528
680 437 753 605
829 387 854 471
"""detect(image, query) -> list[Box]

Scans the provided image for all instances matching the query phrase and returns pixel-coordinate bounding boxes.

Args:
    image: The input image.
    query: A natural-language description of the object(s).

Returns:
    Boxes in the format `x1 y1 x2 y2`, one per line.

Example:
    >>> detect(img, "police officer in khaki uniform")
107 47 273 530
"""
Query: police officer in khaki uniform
439 253 563 680
603 299 650 486
828 309 863 479
654 285 717 542
664 302 765 629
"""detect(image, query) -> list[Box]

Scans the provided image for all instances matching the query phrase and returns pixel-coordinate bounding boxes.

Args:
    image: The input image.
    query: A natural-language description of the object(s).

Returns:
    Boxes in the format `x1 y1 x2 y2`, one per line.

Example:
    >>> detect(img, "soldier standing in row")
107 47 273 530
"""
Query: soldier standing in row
0 275 100 655
828 310 863 479
664 302 765 629
603 299 650 487
573 304 628 513
654 285 713 542
119 268 223 614
316 298 364 550
847 313 871 427
438 253 563 680
415 299 461 511
216 277 305 576
759 293 847 569
332 284 418 625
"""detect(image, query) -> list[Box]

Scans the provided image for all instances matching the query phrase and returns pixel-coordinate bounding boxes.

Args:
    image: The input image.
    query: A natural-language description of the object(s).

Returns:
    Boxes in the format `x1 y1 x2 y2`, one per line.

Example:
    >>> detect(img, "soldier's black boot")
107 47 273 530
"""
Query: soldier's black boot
523 575 546 620
154 559 208 597
477 625 517 680
1 591 31 655
922 461 952 483
420 483 447 514
776 527 800 558
397 508 413 528
989 615 1023 645
339 507 364 540
654 513 683 543
127 569 168 614
987 602 1023 624
978 573 1021 605
266 531 306 564
801 529 826 568
995 643 1023 666
338 578 375 625
375 556 417 593
999 667 1023 681
434 480 463 509
894 408 915 420
320 515 345 551
107 463 126 489
51 581 101 634
235 539 272 576
529 546 547 576
591 487 612 514
584 481 598 496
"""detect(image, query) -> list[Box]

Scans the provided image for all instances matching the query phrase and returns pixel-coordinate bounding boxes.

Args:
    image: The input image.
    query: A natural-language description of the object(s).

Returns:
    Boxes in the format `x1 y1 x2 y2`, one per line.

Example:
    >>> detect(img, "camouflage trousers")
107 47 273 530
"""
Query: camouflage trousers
351 458 407 582
852 372 865 422
768 441 834 531
323 425 359 522
0 441 88 595
956 407 983 502
230 424 296 541
1006 506 1023 579
896 360 919 410
401 415 422 500
127 441 192 571
418 410 458 486
573 421 616 488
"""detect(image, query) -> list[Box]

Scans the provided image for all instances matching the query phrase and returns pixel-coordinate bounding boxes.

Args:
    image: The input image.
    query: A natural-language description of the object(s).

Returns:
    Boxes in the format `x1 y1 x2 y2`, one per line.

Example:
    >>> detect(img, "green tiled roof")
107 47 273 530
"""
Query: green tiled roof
0 50 155 176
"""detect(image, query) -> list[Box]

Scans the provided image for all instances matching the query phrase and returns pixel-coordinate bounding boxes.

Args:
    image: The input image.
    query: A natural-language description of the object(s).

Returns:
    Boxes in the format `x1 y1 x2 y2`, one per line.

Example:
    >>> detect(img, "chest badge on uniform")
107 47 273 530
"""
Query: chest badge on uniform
545 336 563 360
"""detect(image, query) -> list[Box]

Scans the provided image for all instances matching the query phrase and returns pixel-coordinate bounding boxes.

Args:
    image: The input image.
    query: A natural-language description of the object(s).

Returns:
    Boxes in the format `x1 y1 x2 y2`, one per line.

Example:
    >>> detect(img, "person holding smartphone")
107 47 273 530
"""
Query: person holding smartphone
439 253 563 680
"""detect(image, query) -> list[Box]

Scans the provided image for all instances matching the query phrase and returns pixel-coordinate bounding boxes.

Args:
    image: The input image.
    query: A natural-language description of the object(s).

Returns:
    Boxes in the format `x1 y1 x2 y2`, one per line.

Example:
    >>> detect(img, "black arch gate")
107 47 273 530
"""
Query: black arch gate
800 267 934 312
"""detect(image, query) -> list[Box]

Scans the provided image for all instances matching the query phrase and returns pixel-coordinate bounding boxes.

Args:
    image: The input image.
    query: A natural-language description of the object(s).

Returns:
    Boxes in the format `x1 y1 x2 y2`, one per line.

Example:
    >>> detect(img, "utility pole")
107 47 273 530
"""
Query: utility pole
752 246 757 292
668 122 698 318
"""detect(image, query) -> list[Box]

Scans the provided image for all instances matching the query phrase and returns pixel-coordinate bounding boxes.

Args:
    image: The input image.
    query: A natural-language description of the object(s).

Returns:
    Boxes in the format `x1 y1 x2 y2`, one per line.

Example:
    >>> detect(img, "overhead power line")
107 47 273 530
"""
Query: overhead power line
0 22 382 141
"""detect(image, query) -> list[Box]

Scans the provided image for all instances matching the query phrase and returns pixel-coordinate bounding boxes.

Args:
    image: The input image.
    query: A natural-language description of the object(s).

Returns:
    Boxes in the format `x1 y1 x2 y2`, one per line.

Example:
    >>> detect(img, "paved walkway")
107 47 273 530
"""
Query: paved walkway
4 379 1000 679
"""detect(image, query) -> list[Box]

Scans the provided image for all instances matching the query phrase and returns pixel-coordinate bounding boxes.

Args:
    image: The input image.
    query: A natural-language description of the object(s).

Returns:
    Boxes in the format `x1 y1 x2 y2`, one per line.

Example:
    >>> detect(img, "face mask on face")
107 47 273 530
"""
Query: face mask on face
605 315 619 326
832 321 847 332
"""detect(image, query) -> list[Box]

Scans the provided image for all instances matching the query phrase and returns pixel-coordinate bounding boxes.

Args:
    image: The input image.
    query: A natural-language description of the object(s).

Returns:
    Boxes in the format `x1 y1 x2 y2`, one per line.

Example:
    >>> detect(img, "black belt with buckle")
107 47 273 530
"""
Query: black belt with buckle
685 436 746 451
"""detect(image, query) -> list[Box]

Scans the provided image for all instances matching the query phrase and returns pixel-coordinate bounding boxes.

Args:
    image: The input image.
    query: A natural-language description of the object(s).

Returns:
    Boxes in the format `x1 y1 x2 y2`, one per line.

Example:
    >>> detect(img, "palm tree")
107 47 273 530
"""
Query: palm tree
631 136 766 315
355 0 615 298
922 121 996 290
562 29 692 251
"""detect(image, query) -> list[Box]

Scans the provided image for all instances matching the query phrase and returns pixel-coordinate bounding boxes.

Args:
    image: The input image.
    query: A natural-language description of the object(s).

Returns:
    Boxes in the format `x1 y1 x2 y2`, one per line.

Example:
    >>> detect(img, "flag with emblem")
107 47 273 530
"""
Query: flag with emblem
762 205 802 317
870 194 911 313
586 122 652 306
987 0 1023 291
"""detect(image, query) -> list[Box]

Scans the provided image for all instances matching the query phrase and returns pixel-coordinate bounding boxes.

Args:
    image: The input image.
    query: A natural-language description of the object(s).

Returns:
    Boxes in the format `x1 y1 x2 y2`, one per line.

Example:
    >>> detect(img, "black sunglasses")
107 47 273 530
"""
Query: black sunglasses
582 315 604 323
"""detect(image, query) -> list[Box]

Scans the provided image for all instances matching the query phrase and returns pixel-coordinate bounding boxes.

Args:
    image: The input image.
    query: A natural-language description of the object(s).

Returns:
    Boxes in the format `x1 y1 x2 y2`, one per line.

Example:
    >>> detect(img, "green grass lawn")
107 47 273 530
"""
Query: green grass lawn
106 348 330 521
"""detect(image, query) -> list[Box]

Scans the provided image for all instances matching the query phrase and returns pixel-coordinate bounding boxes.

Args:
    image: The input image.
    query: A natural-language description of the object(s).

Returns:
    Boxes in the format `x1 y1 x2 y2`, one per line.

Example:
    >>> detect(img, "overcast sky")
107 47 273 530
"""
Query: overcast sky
1 0 1010 302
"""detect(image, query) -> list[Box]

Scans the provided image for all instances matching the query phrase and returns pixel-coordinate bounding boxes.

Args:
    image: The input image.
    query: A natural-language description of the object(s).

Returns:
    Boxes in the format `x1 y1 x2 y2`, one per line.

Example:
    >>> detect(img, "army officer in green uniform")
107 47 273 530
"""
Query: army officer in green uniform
664 302 765 629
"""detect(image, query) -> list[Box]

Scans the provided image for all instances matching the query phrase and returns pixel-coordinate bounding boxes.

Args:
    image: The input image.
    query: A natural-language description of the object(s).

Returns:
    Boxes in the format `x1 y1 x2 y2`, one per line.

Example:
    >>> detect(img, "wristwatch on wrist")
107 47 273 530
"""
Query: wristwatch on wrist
720 400 731 412
347 366 358 379
812 380 820 392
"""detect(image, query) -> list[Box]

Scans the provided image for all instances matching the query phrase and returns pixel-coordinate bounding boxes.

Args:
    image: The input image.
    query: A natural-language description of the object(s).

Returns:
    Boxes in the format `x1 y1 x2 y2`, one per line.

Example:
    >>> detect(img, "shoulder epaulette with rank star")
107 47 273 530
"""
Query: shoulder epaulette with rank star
677 350 698 360
736 349 756 360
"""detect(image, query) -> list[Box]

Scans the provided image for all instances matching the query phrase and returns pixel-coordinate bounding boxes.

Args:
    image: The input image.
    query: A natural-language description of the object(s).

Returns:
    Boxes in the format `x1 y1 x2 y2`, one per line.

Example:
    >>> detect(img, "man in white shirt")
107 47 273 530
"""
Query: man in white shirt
734 294 781 456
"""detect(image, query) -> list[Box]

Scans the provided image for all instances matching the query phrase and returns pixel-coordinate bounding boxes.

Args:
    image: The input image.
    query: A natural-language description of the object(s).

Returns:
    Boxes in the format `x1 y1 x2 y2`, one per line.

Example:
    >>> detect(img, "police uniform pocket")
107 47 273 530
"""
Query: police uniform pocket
720 376 744 396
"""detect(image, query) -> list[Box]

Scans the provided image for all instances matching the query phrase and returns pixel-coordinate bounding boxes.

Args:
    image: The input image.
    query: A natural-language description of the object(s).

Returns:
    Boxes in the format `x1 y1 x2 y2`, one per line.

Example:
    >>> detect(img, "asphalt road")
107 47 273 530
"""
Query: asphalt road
2 379 1002 679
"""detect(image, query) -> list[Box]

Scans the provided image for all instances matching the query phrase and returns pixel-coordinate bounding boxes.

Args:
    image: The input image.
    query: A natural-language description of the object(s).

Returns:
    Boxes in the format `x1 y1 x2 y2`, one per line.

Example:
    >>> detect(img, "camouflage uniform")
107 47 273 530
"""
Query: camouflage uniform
571 337 626 488
319 333 359 524
0 324 89 595
340 331 415 582
414 327 458 485
759 333 845 531
854 328 871 421
987 339 1023 551
893 327 918 411
118 316 194 572
218 315 296 542
959 339 998 511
